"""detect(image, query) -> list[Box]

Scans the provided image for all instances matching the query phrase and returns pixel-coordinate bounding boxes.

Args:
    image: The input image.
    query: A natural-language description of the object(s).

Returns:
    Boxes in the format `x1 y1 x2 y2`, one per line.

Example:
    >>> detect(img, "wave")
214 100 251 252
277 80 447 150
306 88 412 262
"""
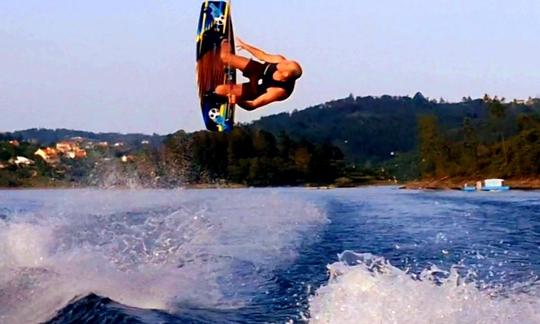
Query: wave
45 294 149 324
45 293 255 324
0 189 327 324
308 251 540 324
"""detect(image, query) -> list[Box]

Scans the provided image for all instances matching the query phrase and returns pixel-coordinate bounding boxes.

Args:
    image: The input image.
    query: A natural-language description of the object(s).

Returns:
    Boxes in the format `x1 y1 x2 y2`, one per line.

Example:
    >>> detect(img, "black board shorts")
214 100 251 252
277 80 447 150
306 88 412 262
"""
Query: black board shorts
241 60 268 100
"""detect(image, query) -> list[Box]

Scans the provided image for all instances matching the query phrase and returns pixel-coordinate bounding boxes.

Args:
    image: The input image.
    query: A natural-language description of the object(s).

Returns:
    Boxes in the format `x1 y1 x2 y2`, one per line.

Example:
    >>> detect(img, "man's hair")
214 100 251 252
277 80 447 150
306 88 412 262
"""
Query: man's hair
197 45 228 99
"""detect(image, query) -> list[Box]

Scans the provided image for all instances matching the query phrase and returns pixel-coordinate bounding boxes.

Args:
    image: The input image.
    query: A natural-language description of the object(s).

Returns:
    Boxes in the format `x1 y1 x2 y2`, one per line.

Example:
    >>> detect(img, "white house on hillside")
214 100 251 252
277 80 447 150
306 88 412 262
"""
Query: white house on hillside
11 156 34 166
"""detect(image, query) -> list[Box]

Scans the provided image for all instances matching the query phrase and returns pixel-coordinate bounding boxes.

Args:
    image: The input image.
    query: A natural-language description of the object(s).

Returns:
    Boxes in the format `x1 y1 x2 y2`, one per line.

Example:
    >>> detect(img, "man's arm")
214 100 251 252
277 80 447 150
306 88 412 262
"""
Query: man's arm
237 38 285 64
240 88 286 110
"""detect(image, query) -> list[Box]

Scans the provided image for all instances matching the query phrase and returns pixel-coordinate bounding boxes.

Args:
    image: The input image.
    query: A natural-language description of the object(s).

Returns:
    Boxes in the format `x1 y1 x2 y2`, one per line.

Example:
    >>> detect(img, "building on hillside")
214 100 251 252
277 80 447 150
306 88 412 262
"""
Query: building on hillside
34 148 60 164
55 141 87 160
121 155 134 163
56 141 77 154
10 156 34 167
84 142 95 150
34 149 47 161
65 148 87 159
74 148 87 159
526 98 537 106
141 140 150 145
96 142 109 148
8 140 20 147
113 142 125 148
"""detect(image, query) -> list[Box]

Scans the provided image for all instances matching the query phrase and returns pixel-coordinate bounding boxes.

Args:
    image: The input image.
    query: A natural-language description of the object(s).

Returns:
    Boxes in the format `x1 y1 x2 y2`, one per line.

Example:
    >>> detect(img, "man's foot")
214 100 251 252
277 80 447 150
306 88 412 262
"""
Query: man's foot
220 39 232 61
221 38 231 47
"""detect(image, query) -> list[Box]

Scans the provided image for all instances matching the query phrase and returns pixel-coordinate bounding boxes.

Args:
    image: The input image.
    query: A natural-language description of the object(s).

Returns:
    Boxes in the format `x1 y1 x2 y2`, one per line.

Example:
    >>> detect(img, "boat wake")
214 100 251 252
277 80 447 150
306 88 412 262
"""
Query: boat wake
309 250 540 324
0 189 327 323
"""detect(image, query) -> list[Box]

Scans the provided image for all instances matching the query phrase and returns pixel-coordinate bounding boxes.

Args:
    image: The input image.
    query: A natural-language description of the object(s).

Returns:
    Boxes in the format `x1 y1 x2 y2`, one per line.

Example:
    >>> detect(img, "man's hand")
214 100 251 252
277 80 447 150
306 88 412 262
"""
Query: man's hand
236 37 248 51
234 37 285 64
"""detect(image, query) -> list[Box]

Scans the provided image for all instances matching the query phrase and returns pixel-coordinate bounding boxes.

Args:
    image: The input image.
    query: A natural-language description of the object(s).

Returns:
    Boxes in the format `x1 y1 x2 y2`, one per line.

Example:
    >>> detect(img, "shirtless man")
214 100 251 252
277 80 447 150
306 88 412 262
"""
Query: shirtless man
215 38 303 111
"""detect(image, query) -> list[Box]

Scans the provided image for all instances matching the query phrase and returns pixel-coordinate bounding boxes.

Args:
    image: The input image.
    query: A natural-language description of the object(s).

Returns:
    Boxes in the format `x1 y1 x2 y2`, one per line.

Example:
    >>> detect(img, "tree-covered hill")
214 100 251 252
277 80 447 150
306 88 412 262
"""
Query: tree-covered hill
7 94 537 166
418 96 540 180
250 93 523 163
3 93 540 187
2 128 163 147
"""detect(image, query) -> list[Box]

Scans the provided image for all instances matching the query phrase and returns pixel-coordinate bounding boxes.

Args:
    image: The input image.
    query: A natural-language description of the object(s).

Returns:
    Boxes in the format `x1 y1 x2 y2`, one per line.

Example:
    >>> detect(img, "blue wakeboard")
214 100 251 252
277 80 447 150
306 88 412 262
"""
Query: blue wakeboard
196 0 236 132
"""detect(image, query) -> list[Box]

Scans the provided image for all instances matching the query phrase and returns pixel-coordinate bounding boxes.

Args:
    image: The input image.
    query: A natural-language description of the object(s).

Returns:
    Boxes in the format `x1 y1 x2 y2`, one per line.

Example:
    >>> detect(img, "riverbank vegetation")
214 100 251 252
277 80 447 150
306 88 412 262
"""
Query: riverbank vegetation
417 96 540 185
2 94 540 189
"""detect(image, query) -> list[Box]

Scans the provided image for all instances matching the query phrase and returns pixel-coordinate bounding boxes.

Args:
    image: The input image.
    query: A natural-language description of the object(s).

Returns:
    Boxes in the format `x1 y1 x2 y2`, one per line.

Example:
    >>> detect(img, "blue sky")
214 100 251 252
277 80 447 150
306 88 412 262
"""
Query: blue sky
1 0 539 134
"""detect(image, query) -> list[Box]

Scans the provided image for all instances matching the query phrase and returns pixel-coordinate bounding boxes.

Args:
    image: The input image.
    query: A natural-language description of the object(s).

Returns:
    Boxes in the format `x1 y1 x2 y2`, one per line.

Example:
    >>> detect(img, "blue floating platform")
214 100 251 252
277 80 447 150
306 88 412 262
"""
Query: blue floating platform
481 186 510 192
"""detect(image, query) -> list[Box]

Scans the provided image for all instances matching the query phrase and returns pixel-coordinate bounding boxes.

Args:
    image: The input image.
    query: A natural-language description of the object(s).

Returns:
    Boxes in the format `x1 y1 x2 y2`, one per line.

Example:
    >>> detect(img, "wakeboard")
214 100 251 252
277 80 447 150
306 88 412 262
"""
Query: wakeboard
196 0 236 132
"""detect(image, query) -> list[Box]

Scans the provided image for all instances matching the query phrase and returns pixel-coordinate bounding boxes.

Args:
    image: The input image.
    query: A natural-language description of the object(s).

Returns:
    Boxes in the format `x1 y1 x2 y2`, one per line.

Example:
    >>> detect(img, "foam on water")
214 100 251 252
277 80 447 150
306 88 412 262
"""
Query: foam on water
0 189 327 324
308 251 540 324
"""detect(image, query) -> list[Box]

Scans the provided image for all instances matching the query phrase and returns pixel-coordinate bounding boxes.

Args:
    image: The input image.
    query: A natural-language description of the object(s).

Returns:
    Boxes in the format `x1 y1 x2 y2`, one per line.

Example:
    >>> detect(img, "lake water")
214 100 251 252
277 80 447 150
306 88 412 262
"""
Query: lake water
0 187 539 323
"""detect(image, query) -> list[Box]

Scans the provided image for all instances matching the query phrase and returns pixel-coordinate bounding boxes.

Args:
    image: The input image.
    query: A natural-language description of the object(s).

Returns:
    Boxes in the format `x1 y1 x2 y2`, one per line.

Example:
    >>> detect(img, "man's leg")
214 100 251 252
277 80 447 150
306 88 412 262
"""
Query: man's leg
220 40 250 71
237 102 258 111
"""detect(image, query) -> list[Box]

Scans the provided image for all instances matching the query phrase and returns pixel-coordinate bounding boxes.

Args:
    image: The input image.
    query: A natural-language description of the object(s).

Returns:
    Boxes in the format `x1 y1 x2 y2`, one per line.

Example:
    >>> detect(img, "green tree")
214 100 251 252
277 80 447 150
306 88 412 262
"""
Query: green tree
461 117 478 174
418 115 446 177
487 97 509 167
227 127 254 183
308 143 344 183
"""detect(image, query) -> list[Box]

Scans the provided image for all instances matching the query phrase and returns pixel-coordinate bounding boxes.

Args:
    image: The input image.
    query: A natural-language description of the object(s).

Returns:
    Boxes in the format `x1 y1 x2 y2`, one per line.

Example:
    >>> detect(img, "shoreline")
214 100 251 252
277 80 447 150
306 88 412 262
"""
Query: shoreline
4 178 539 191
402 177 540 191
0 180 397 190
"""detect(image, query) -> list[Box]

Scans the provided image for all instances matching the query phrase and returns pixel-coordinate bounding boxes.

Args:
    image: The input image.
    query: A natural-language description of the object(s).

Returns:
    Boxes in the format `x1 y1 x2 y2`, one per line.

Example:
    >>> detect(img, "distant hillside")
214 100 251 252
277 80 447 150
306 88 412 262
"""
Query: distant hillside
3 94 540 187
4 94 539 165
2 128 164 147
250 93 538 163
